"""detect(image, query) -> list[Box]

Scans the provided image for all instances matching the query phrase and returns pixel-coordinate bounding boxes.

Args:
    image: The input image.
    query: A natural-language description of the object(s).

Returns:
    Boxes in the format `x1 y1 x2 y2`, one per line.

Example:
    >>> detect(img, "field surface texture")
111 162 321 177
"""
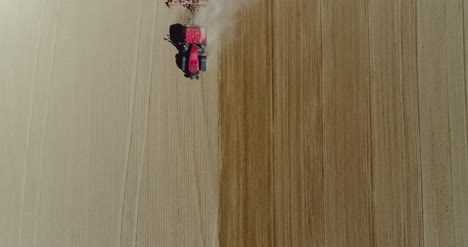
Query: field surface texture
0 0 467 246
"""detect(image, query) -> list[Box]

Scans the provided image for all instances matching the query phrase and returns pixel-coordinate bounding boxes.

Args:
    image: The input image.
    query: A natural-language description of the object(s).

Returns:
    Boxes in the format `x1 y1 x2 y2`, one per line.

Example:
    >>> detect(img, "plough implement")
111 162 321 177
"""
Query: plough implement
165 0 208 13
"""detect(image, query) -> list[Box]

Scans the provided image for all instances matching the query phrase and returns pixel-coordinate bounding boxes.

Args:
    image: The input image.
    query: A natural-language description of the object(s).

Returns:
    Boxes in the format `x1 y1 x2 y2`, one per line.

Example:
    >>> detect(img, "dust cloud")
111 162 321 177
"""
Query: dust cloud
191 0 255 54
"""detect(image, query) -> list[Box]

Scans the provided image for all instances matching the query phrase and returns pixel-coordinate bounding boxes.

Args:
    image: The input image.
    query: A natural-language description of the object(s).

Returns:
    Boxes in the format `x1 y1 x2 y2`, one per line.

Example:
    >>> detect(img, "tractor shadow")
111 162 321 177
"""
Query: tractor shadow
165 23 189 77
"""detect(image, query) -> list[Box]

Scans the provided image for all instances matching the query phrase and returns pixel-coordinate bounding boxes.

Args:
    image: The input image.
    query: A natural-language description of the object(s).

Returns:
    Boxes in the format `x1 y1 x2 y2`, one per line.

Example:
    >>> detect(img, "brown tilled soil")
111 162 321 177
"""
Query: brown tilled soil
220 0 468 246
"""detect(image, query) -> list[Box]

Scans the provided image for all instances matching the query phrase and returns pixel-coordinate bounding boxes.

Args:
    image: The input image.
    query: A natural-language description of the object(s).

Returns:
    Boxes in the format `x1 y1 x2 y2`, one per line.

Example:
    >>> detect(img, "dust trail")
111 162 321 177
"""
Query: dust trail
191 0 255 54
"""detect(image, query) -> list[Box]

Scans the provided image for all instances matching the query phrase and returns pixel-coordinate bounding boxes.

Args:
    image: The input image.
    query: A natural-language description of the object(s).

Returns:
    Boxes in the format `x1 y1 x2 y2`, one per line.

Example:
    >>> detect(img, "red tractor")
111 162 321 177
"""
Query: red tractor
166 0 208 79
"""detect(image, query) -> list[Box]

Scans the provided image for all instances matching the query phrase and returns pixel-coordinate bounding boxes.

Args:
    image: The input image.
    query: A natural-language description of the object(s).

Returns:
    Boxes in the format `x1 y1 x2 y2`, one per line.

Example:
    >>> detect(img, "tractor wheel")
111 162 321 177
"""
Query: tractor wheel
181 55 187 73
199 56 207 72
197 44 206 54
